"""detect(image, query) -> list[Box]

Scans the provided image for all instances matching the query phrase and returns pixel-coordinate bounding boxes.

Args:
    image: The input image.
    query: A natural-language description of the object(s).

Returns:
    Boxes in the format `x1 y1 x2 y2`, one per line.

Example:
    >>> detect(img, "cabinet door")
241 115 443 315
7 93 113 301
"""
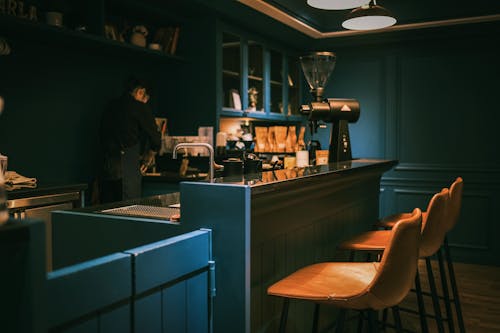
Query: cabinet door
288 56 302 116
270 49 284 114
222 32 242 110
247 41 264 112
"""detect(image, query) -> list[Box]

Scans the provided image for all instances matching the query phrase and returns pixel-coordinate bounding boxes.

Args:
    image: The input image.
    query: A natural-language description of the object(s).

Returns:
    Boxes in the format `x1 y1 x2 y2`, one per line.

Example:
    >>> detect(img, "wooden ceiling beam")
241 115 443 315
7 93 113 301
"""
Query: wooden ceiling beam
238 0 500 39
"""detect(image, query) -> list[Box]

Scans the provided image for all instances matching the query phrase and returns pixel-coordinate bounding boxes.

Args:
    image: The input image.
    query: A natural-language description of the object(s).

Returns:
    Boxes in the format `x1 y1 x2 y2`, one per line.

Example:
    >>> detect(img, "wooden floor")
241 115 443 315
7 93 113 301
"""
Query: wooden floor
393 260 500 333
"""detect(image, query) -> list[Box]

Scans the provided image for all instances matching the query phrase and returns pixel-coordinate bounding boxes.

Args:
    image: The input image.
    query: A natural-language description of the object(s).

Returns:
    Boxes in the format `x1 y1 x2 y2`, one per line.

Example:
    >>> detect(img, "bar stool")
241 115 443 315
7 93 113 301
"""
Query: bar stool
268 208 422 333
375 178 465 333
440 178 465 333
338 188 449 333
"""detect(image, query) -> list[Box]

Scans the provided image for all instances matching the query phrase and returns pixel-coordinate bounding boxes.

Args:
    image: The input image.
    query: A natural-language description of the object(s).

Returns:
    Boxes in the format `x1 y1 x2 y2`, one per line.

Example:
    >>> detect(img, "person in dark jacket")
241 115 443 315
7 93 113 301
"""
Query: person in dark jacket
99 77 161 203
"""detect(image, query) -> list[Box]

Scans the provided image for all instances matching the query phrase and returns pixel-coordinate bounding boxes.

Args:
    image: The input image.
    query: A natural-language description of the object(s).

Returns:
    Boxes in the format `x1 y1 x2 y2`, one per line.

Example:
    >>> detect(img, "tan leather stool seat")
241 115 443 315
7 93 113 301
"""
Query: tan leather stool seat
338 230 391 251
268 208 422 330
268 262 379 307
376 212 428 229
342 189 447 260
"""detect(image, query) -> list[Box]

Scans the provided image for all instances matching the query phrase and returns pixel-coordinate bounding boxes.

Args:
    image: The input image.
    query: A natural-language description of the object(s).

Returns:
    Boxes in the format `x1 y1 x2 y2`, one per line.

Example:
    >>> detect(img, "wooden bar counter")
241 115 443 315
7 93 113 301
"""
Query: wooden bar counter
180 158 397 332
51 158 396 332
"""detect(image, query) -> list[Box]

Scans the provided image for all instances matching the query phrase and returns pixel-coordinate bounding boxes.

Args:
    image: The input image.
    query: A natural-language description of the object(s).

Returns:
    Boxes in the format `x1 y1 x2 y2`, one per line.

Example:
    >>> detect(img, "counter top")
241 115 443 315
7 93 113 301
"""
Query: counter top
145 159 397 187
206 159 397 187
70 159 395 221
6 183 88 200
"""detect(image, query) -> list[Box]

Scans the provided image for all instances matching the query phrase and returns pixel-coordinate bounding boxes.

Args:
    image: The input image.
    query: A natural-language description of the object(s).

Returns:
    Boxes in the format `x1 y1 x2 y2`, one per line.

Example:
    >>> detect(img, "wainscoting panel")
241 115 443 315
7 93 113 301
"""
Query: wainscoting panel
325 30 500 265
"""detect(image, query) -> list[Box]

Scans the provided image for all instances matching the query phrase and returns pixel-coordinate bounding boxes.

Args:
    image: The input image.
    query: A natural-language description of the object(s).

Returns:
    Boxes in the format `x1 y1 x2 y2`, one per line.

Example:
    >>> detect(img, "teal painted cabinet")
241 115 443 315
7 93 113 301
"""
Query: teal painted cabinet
216 21 305 126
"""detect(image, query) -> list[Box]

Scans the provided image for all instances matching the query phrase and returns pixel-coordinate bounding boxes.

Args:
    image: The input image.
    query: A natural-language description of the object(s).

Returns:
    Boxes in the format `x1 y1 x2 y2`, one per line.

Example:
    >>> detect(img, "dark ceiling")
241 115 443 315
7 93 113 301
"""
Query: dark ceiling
265 0 500 33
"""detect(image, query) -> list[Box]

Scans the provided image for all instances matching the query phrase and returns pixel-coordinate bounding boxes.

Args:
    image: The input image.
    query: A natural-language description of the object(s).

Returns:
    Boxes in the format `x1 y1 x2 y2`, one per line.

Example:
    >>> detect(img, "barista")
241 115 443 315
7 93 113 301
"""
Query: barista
99 77 161 203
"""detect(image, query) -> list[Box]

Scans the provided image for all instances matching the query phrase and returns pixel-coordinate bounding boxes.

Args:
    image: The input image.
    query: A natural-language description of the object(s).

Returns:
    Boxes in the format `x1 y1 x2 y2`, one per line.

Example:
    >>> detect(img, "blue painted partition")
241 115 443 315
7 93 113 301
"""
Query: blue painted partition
47 253 132 331
45 229 212 333
126 230 211 333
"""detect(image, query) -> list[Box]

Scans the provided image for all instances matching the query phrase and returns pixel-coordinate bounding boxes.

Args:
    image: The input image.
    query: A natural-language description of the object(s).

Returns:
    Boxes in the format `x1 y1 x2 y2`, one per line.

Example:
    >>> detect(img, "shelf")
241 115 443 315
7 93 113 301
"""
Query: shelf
223 70 240 78
221 108 304 122
224 70 281 87
0 14 185 63
248 74 282 86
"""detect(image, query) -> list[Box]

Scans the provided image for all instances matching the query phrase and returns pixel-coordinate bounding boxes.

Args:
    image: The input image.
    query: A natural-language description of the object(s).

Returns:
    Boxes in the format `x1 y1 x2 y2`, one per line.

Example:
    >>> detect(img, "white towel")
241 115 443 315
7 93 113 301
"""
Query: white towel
5 171 37 190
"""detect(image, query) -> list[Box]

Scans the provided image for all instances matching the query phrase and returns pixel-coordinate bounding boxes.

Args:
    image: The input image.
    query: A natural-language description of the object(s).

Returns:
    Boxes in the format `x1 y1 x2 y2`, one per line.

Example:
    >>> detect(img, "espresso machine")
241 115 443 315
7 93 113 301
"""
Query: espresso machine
299 52 360 162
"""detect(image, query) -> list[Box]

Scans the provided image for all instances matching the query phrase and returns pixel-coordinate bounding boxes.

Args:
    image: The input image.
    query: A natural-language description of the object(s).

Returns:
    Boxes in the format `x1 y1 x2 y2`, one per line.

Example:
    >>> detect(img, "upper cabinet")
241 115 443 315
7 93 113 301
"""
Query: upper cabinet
218 23 304 122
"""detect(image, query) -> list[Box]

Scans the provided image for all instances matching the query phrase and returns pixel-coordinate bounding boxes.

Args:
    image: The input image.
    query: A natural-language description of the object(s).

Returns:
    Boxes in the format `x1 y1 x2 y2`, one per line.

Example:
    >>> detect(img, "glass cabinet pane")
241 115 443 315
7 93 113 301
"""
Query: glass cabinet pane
248 41 263 111
270 49 283 114
288 56 301 116
223 33 241 109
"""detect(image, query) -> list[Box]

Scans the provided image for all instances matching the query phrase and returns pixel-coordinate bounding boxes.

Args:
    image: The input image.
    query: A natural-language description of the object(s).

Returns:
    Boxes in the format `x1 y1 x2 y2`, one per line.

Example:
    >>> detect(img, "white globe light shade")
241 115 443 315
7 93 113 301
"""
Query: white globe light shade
342 15 396 30
307 0 369 10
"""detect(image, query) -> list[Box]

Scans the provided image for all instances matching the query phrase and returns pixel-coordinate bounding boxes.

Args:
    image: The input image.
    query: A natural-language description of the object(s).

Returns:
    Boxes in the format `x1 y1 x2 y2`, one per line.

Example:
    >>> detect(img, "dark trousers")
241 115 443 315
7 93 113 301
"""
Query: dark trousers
100 144 141 203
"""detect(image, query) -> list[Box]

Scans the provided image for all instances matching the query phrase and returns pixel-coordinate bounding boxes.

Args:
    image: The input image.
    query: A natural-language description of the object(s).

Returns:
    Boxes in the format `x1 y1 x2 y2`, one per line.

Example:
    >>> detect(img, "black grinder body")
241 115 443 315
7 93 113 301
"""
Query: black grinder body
304 98 360 163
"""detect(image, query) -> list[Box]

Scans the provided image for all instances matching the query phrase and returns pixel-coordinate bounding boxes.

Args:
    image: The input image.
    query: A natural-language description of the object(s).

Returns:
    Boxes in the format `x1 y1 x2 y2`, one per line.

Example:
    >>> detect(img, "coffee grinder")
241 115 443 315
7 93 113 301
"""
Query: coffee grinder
299 52 360 162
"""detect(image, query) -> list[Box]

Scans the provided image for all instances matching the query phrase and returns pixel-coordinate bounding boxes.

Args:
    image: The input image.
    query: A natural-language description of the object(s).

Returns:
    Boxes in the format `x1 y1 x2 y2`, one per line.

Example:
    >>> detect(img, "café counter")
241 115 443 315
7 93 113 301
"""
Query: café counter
52 158 397 332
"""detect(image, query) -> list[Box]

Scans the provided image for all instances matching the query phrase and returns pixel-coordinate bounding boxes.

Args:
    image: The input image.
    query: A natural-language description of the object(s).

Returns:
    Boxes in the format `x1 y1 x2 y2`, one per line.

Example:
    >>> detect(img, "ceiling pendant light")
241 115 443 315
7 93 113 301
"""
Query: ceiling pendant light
342 0 396 30
307 0 369 10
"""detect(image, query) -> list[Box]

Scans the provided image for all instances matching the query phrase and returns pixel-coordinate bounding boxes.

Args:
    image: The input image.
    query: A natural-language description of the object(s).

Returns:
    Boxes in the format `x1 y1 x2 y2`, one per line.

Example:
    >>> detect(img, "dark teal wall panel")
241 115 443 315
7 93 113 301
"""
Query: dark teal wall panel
397 49 499 166
47 252 132 328
63 318 99 333
187 272 209 333
100 304 131 333
125 230 210 294
317 29 500 265
134 292 162 333
162 280 187 333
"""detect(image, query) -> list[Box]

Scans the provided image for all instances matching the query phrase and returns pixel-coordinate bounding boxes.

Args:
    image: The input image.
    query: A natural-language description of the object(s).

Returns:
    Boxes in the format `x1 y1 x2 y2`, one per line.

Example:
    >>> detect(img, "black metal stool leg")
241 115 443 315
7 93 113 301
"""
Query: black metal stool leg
279 298 290 333
415 269 429 333
381 308 388 331
367 309 379 333
357 310 364 333
312 303 320 333
445 237 466 333
392 306 403 333
437 247 455 333
426 257 445 333
335 308 347 333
